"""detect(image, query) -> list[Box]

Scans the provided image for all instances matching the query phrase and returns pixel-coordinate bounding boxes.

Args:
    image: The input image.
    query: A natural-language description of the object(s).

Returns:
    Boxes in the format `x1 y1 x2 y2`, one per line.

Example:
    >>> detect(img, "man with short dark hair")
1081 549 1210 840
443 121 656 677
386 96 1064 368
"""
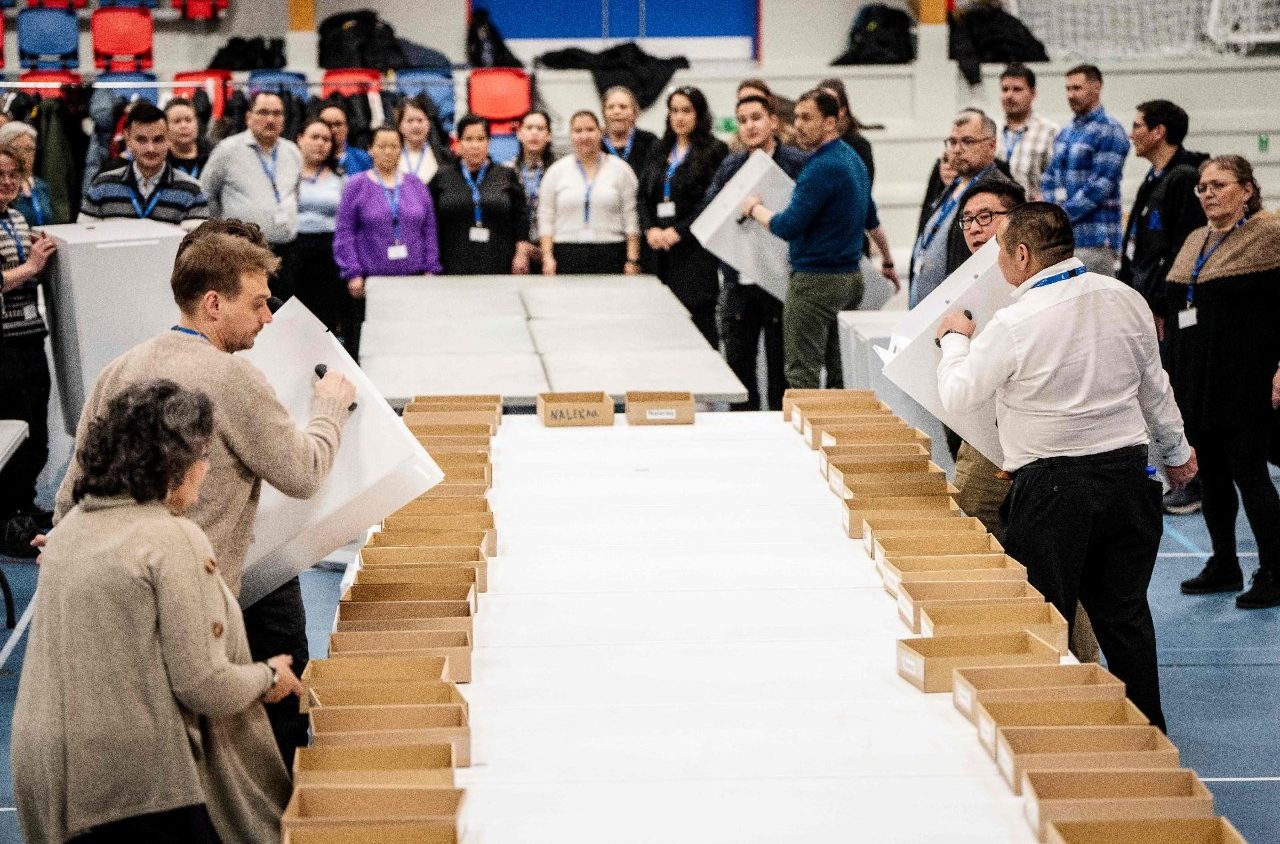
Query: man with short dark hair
80 102 208 228
934 202 1197 730
996 64 1057 201
1041 64 1130 276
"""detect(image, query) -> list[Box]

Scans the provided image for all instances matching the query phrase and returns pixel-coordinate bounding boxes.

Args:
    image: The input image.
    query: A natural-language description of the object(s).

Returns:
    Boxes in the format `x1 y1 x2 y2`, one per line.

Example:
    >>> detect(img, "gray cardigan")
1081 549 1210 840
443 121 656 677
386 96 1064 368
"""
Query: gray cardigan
13 497 288 843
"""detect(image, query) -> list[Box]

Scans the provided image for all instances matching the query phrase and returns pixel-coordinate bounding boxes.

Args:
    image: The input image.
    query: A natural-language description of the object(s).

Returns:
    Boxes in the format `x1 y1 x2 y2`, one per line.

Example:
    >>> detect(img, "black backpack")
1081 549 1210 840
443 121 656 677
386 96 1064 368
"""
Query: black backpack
833 4 916 65
319 10 407 70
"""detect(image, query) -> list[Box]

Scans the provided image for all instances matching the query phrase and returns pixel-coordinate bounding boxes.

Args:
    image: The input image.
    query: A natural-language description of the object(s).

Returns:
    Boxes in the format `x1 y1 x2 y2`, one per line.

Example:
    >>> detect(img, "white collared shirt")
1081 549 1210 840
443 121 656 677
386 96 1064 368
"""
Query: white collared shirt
133 162 160 199
937 257 1192 472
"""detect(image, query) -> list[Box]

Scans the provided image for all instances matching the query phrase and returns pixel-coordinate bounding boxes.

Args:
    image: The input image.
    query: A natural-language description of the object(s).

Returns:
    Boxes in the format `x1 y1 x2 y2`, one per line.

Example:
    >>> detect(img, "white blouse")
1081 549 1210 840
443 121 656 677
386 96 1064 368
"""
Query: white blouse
537 153 639 244
398 145 440 185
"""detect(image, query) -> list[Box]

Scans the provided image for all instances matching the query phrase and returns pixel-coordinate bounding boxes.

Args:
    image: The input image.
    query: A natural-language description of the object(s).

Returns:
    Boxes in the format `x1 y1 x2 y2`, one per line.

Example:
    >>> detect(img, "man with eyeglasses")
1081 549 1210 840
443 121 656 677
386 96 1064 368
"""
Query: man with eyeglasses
909 110 1010 307
318 104 372 176
203 91 303 301
1041 64 1130 277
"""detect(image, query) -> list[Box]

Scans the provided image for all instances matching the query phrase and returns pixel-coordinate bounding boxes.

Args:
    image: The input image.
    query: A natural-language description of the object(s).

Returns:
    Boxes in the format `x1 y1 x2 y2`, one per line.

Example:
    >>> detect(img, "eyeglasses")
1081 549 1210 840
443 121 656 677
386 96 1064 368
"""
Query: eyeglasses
252 109 285 118
1194 179 1242 195
944 136 994 149
0 170 21 183
957 209 1009 230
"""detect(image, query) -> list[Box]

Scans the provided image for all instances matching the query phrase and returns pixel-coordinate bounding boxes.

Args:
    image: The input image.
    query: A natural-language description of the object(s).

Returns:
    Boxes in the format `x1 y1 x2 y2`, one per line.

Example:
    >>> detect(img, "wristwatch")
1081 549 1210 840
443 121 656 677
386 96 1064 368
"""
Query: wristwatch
935 329 966 348
265 662 279 688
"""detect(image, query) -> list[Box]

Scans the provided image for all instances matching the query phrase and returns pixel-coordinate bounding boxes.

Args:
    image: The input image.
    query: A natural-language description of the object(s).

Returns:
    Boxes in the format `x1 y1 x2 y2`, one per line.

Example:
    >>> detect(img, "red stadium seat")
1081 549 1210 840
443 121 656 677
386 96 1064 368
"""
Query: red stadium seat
322 67 382 98
172 0 228 22
467 67 531 135
19 69 83 98
172 69 231 120
91 7 154 72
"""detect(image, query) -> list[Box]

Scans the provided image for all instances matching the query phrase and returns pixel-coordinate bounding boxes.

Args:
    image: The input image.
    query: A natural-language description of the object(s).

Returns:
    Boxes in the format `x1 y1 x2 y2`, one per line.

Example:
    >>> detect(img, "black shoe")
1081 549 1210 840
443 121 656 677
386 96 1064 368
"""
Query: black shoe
1181 556 1244 594
1163 486 1203 515
0 514 41 559
1237 569 1280 609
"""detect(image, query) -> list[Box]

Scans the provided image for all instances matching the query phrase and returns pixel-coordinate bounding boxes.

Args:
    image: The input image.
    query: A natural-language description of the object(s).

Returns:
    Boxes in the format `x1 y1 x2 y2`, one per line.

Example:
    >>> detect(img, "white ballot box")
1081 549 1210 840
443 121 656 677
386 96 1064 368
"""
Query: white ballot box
880 240 1009 467
238 299 443 607
41 220 186 434
690 149 793 302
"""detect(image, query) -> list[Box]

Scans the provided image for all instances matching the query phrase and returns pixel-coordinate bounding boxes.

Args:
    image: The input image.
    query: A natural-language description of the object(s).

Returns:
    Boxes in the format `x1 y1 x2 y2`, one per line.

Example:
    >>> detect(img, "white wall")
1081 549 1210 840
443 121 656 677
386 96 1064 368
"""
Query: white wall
759 0 913 70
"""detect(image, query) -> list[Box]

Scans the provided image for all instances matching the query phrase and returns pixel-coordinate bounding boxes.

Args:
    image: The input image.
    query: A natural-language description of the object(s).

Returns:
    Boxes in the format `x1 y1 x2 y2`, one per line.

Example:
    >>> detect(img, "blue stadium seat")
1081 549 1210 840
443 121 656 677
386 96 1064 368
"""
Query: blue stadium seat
98 0 159 7
97 71 159 104
246 69 309 100
17 8 80 70
488 133 519 165
395 68 455 133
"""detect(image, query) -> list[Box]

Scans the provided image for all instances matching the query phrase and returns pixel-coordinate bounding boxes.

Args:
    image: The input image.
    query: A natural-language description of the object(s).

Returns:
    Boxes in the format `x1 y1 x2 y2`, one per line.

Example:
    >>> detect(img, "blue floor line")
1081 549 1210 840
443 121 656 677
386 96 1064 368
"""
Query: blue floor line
1165 521 1208 554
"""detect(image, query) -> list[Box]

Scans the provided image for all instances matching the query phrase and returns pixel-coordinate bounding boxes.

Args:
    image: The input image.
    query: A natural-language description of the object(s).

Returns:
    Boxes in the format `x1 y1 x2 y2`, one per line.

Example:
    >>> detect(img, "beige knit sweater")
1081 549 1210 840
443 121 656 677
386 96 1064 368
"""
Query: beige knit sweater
55 330 351 596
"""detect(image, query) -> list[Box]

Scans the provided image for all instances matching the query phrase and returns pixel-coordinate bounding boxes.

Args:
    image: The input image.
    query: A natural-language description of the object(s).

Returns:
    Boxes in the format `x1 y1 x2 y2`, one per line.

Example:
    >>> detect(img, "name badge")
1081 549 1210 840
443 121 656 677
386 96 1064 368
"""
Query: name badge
578 228 594 242
273 209 289 226
657 201 676 219
387 243 409 261
1054 187 1068 203
469 226 491 243
1125 238 1136 262
1178 306 1198 329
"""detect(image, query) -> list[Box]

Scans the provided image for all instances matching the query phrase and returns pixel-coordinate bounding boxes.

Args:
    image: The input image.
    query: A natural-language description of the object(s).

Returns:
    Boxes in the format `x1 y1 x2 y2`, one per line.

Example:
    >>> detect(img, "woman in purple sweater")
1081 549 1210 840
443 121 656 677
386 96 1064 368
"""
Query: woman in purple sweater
333 125 442 357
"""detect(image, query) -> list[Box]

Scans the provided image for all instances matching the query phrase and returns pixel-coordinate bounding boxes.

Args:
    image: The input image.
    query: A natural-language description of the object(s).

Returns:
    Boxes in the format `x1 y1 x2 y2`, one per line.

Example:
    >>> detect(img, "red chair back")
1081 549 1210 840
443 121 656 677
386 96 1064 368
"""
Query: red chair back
468 67 531 134
19 69 83 97
322 67 382 98
91 8 154 72
172 69 232 120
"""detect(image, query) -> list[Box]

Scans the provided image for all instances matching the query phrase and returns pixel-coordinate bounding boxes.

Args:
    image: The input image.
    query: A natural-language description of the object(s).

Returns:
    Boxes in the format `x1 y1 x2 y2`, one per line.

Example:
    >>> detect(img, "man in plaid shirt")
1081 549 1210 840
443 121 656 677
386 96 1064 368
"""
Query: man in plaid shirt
1041 64 1131 276
996 64 1057 202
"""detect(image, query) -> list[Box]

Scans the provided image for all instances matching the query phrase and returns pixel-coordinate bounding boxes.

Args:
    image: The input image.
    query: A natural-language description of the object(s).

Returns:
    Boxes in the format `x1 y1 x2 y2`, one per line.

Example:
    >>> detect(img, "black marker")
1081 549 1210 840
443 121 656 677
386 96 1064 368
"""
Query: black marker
315 364 357 412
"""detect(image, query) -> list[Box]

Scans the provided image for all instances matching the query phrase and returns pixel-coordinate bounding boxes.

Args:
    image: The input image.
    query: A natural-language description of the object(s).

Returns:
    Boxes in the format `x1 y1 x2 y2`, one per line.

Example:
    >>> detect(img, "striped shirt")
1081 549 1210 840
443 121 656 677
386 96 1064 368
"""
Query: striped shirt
997 112 1057 202
81 162 209 226
0 208 46 344
1040 105 1130 250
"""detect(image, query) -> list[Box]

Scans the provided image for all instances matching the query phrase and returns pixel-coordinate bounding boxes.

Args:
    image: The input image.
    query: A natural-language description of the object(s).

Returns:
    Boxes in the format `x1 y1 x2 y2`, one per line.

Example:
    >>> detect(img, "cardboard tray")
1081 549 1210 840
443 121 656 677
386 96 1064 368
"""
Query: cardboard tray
341 582 478 615
419 482 490 499
625 391 696 425
895 631 1061 693
804 411 899 449
898 580 1045 633
300 656 448 713
405 423 495 439
952 663 1126 722
327 630 473 683
1023 769 1214 842
880 553 1028 598
335 600 473 636
536 391 615 427
1045 817 1246 844
860 512 974 555
819 441 931 478
393 495 490 516
411 393 502 406
842 496 961 538
308 704 472 766
283 822 457 844
307 679 469 714
975 699 1151 759
790 395 889 431
841 469 958 498
920 601 1068 652
291 743 456 788
781 388 876 420
827 456 937 497
368 527 497 559
414 435 492 454
806 418 914 451
875 531 1003 564
360 546 490 592
354 563 479 591
402 407 501 429
281 785 463 831
996 726 1180 794
819 425 932 450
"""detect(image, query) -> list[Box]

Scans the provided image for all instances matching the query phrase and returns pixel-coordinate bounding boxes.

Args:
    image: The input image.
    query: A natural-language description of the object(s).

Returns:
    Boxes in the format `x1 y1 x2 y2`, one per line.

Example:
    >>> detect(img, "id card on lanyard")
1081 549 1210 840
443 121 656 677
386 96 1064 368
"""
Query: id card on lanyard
256 144 289 226
912 179 961 277
381 177 408 260
576 158 595 241
461 161 491 243
604 129 635 162
1182 216 1247 328
658 145 687 219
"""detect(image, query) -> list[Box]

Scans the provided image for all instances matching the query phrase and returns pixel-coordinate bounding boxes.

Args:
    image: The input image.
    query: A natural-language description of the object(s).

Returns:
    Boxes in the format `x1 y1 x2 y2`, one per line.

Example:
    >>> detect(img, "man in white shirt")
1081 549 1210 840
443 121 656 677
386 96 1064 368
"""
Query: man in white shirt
934 202 1197 731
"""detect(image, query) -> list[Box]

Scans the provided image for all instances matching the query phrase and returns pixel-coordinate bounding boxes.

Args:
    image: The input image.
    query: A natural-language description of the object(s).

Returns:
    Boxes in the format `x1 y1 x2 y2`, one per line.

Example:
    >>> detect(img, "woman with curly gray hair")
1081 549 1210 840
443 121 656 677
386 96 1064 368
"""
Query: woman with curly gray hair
13 380 301 844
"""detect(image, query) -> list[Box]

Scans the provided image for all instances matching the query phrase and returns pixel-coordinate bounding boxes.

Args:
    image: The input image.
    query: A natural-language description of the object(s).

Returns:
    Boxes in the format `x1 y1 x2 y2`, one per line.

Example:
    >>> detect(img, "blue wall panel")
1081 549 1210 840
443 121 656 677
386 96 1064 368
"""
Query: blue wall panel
475 0 755 40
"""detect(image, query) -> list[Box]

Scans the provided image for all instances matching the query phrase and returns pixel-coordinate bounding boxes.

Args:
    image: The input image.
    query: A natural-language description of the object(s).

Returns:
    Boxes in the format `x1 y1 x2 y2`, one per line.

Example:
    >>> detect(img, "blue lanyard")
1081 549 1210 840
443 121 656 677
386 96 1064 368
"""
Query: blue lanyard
1002 126 1024 161
1030 265 1087 289
171 325 210 343
256 144 281 203
176 160 201 179
29 190 45 227
1188 216 1248 304
403 149 425 176
604 129 635 161
575 157 595 225
128 184 162 220
663 145 688 202
918 178 962 255
520 163 543 203
381 178 403 244
460 161 490 227
0 216 25 264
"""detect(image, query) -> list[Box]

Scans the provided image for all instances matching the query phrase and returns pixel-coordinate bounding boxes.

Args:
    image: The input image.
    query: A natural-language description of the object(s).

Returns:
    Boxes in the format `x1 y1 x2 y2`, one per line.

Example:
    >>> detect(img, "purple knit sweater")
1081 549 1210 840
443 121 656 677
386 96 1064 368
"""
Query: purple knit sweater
333 170 442 279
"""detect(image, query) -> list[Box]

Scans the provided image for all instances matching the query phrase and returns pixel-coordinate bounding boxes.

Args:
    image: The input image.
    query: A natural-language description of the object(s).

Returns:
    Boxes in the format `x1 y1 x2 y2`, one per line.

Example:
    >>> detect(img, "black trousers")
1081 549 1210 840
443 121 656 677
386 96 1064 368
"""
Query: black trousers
721 281 784 411
69 804 220 843
0 342 50 515
1002 445 1167 731
269 240 298 303
1195 424 1280 572
241 576 309 769
552 241 626 275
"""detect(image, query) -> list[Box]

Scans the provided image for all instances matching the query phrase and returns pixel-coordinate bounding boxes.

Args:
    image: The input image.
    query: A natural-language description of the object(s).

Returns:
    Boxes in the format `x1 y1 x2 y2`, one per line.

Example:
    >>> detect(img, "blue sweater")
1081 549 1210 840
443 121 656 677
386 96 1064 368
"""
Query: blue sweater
768 138 877 274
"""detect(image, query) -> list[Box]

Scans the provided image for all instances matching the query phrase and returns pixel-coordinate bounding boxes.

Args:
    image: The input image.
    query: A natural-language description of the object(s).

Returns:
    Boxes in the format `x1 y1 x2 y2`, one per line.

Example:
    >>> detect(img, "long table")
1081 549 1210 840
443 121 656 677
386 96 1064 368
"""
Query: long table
455 412 1036 841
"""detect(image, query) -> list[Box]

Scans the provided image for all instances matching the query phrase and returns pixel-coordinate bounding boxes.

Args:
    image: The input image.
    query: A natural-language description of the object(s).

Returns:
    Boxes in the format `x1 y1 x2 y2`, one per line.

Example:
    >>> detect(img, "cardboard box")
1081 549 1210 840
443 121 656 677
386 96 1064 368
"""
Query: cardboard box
283 822 457 844
819 441 930 478
405 423 495 440
820 425 931 450
341 582 478 615
354 563 478 590
952 663 1125 722
975 699 1151 759
842 469 958 499
336 600 473 636
881 553 1027 599
394 496 490 516
402 406 500 429
1045 817 1246 844
412 393 502 406
434 463 492 486
414 435 492 454
327 630 472 683
895 631 1060 693
625 391 696 425
536 391 615 427
428 451 491 467
860 512 972 556
782 388 876 420
368 528 497 559
281 785 463 833
804 411 898 448
921 601 1068 652
792 398 891 434
377 509 493 532
806 418 913 451
827 456 936 497
842 496 960 538
360 546 489 591
996 726 1180 794
1022 770 1214 842
291 743 455 788
307 679 469 713
898 580 1045 633
309 704 472 766
420 482 489 499
300 656 448 713
875 533 1003 569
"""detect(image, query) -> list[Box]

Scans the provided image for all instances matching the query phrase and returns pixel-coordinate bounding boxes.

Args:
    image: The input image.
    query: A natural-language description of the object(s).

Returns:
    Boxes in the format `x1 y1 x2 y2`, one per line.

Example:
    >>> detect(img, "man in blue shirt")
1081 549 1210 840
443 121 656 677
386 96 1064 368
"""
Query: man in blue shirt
739 89 892 390
1041 64 1130 276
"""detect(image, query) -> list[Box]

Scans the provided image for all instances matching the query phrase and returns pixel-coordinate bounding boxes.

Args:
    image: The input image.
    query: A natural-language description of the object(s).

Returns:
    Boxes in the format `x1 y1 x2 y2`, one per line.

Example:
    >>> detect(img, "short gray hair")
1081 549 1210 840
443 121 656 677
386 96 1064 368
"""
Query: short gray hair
954 109 997 138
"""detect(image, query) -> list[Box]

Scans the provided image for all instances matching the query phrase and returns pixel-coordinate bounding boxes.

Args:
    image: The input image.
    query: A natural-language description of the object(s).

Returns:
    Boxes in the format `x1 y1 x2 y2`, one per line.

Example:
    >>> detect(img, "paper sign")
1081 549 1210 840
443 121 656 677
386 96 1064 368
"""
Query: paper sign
690 149 794 302
237 299 443 607
879 240 1009 467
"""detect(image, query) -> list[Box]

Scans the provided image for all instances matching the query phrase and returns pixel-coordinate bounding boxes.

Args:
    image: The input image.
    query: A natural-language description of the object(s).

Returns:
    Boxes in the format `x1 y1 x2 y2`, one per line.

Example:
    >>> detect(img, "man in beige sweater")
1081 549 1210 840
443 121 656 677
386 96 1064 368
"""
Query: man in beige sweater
55 223 356 766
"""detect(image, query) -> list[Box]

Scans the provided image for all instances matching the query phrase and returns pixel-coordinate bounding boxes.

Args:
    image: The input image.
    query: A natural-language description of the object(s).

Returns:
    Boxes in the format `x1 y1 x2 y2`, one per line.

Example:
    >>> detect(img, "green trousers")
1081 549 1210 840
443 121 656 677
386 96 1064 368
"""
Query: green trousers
783 270 864 389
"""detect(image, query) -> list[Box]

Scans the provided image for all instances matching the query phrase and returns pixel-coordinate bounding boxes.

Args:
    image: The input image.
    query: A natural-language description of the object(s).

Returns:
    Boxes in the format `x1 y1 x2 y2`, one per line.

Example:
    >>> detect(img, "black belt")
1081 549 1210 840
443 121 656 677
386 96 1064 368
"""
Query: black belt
1016 444 1148 476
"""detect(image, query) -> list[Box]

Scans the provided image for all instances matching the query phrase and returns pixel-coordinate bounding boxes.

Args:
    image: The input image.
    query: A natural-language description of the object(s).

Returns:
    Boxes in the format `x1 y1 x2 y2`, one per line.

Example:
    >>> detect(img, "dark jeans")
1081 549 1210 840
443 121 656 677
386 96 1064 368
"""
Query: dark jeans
68 804 220 843
269 240 298 302
1002 445 1167 731
721 281 784 411
242 576 309 769
552 241 627 275
0 342 50 515
1195 424 1280 572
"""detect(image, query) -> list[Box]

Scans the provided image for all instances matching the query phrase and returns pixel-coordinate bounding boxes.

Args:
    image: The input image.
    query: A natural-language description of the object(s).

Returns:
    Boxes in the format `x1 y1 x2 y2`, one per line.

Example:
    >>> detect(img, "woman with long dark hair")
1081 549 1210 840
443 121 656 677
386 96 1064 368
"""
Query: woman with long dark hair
293 118 352 343
396 97 454 186
512 110 556 275
637 86 729 344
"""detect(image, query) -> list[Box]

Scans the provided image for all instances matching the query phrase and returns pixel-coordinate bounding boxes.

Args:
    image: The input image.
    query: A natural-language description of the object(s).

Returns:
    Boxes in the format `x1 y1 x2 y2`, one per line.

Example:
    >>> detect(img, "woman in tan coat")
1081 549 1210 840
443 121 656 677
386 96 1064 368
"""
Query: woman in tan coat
13 380 302 844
